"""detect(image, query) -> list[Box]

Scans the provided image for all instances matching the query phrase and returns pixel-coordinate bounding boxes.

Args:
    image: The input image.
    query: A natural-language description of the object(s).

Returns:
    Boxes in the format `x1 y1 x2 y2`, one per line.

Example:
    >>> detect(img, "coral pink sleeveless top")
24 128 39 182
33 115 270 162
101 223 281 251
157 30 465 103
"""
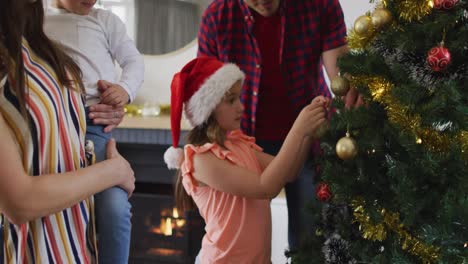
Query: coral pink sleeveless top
181 130 271 264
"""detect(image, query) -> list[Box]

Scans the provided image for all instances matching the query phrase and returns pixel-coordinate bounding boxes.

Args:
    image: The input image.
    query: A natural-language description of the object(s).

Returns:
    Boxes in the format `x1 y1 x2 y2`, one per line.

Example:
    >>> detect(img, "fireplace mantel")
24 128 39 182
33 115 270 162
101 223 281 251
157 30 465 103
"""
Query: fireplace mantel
119 115 190 131
114 115 189 145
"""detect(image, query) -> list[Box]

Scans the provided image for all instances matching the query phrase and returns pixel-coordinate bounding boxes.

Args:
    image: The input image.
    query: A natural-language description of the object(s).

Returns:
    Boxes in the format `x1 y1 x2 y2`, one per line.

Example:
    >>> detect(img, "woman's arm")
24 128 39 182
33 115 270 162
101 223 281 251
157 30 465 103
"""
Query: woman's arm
0 113 134 225
193 98 327 199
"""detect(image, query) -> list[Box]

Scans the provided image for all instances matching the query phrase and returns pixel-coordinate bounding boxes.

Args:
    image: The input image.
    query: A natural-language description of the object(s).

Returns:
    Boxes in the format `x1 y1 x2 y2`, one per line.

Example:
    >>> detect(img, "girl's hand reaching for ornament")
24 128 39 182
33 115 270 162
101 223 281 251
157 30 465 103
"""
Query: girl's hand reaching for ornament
311 95 331 109
292 96 329 138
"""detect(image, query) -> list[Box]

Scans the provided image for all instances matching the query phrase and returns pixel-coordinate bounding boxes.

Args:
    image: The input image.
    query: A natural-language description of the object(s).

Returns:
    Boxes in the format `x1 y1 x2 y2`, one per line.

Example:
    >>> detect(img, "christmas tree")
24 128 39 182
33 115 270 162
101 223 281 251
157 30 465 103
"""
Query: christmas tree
290 0 467 263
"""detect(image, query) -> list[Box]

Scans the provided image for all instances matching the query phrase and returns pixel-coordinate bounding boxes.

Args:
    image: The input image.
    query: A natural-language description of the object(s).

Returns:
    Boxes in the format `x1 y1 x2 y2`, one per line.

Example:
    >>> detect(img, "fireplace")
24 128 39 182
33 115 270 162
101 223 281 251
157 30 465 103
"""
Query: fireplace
117 141 205 264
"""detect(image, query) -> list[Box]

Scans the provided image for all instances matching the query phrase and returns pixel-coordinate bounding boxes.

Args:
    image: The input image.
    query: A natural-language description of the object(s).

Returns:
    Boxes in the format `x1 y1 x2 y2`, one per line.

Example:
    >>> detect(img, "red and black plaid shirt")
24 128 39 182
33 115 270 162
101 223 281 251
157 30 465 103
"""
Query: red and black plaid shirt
198 0 347 136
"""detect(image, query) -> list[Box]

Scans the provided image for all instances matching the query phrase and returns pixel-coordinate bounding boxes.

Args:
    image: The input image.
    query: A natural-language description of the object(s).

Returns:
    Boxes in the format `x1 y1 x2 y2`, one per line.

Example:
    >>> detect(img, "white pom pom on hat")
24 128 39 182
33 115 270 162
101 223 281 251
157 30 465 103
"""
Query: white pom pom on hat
163 146 184 170
163 57 245 169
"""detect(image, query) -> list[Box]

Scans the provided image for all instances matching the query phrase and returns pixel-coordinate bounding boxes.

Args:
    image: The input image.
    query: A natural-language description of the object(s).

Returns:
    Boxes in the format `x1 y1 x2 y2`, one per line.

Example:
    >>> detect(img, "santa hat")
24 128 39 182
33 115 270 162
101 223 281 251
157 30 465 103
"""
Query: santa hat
164 57 245 169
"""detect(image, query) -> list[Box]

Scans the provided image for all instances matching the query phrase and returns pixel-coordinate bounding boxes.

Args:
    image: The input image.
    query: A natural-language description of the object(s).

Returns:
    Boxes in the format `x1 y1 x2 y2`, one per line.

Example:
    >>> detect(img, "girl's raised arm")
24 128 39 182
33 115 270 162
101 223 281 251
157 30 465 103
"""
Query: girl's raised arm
192 97 328 199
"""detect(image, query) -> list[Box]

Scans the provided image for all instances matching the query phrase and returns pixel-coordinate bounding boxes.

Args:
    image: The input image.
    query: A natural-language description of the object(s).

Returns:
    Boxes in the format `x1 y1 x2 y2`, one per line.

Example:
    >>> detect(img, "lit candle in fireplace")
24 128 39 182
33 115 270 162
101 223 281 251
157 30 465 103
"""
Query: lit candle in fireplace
172 207 186 228
162 217 173 236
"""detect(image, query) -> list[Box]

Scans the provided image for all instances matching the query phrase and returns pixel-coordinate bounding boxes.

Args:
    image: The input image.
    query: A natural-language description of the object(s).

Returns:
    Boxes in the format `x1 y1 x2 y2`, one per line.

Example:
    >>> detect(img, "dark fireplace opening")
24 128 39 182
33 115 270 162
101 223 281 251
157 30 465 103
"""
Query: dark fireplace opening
130 189 204 264
116 142 205 264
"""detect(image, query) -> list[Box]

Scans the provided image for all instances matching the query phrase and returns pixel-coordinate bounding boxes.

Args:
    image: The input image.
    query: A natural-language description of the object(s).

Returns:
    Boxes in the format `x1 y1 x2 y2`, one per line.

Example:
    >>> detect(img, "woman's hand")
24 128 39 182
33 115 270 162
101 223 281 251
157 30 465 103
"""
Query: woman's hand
88 104 125 133
106 139 135 197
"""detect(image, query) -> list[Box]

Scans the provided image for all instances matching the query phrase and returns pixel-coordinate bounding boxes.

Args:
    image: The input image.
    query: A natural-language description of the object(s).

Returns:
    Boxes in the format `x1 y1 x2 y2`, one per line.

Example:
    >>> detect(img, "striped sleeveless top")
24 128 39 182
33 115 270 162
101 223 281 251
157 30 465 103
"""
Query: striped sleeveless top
0 39 97 263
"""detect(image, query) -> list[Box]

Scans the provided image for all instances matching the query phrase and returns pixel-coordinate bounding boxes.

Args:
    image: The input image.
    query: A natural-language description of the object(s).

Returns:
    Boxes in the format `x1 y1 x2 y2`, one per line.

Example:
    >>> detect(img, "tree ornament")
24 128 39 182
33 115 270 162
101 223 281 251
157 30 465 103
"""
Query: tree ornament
336 132 358 160
314 121 330 138
427 43 451 72
316 182 332 202
371 8 393 30
433 0 458 10
354 15 373 36
322 233 355 264
330 75 350 96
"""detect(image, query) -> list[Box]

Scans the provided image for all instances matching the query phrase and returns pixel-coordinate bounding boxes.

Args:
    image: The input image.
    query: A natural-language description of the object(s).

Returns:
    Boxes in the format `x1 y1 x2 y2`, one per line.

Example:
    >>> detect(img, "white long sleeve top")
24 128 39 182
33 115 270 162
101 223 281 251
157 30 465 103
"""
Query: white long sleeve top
44 7 145 106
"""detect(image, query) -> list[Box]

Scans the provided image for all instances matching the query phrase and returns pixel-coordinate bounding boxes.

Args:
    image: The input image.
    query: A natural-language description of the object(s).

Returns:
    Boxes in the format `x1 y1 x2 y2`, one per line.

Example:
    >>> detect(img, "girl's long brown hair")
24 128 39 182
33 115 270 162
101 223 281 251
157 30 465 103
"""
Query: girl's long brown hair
175 115 226 212
0 0 84 117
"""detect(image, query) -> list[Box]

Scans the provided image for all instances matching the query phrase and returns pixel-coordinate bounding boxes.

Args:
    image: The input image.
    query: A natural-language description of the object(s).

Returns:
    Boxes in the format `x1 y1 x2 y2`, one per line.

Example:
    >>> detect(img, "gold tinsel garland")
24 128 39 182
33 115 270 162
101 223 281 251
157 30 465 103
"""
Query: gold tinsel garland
395 0 434 22
346 29 376 51
351 198 440 263
350 76 468 155
347 0 433 50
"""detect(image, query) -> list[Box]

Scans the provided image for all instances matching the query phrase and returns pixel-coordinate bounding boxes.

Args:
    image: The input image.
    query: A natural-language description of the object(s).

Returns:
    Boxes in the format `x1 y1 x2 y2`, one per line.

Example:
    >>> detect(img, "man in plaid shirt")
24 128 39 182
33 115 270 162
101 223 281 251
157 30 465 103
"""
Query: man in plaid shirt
198 0 358 250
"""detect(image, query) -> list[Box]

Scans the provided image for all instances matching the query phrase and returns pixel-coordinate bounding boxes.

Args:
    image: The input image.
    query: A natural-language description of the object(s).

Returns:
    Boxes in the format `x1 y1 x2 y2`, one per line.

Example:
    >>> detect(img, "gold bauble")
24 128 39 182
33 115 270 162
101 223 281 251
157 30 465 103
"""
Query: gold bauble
330 75 350 96
314 121 330 138
336 134 358 160
371 8 393 30
354 15 373 36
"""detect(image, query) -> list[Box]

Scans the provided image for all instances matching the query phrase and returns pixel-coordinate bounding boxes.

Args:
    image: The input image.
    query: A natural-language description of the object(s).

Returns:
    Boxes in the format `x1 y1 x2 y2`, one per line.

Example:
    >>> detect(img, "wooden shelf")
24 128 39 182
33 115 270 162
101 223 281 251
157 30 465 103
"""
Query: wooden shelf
118 115 191 131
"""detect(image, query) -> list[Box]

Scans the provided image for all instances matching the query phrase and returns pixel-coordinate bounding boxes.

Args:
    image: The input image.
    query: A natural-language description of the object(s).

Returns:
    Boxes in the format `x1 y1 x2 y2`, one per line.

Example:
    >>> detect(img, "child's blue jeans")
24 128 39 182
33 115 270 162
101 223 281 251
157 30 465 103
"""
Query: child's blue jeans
86 119 132 264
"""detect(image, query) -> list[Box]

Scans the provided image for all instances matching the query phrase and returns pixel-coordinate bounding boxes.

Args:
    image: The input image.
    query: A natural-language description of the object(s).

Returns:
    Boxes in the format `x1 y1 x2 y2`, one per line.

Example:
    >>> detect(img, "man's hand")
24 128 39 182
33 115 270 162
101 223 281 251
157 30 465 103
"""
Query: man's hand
98 80 130 108
343 86 364 109
88 104 125 133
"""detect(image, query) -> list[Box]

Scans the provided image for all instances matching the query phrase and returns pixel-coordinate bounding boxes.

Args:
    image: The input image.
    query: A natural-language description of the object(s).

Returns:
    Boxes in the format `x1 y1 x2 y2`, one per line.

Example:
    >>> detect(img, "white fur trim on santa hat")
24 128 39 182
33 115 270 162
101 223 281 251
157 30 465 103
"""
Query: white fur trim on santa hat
164 146 184 170
185 64 245 127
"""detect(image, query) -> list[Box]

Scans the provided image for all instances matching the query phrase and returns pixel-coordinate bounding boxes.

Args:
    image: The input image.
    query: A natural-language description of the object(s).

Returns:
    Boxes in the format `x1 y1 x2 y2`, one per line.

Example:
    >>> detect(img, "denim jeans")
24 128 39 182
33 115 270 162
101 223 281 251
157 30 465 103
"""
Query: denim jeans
86 118 132 264
256 139 317 251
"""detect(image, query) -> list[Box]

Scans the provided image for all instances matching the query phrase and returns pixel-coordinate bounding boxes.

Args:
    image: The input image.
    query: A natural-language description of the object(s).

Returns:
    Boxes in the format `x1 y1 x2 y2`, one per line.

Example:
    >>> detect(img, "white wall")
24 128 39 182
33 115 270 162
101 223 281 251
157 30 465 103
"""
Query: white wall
135 0 374 105
134 40 197 104
340 1 374 31
271 197 289 264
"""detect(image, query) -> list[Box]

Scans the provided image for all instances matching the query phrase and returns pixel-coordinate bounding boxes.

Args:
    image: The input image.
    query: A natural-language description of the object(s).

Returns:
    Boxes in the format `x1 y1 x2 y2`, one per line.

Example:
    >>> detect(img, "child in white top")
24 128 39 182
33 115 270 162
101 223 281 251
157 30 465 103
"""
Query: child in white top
164 57 329 263
44 1 144 263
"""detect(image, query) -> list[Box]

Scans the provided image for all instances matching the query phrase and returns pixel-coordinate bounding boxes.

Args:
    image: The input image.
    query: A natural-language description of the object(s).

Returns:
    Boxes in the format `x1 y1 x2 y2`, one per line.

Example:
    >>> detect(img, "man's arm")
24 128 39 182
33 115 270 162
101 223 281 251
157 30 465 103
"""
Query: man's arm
320 0 362 108
322 45 348 80
323 45 363 108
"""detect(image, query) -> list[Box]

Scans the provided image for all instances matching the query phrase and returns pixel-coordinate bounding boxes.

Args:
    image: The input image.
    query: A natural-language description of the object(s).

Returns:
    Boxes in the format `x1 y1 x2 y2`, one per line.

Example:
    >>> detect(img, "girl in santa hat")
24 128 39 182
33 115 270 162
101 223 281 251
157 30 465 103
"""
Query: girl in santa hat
164 57 329 263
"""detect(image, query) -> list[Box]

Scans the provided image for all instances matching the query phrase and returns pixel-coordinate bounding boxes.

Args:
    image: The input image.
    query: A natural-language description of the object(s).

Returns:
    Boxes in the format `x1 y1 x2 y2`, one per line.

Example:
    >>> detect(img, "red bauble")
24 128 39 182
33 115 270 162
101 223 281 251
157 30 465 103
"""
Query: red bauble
427 46 451 72
316 182 332 202
433 0 458 10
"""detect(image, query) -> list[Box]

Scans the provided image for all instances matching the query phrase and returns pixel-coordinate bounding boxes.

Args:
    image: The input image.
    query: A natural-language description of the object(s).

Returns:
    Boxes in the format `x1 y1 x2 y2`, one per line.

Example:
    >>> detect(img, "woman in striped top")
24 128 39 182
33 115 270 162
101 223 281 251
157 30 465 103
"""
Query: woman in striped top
0 0 135 263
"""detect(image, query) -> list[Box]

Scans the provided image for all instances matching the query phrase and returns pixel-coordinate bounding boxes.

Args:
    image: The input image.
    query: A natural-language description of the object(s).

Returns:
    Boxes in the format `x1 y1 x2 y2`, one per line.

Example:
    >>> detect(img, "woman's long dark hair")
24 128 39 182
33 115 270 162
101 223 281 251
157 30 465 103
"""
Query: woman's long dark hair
0 0 26 114
0 0 84 117
175 115 227 212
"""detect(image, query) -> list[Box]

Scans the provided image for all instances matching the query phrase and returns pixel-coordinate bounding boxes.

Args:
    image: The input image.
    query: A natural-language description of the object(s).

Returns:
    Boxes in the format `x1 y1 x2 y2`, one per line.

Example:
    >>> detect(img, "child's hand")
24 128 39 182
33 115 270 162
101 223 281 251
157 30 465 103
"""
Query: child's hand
98 80 130 107
293 96 329 138
310 95 329 108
